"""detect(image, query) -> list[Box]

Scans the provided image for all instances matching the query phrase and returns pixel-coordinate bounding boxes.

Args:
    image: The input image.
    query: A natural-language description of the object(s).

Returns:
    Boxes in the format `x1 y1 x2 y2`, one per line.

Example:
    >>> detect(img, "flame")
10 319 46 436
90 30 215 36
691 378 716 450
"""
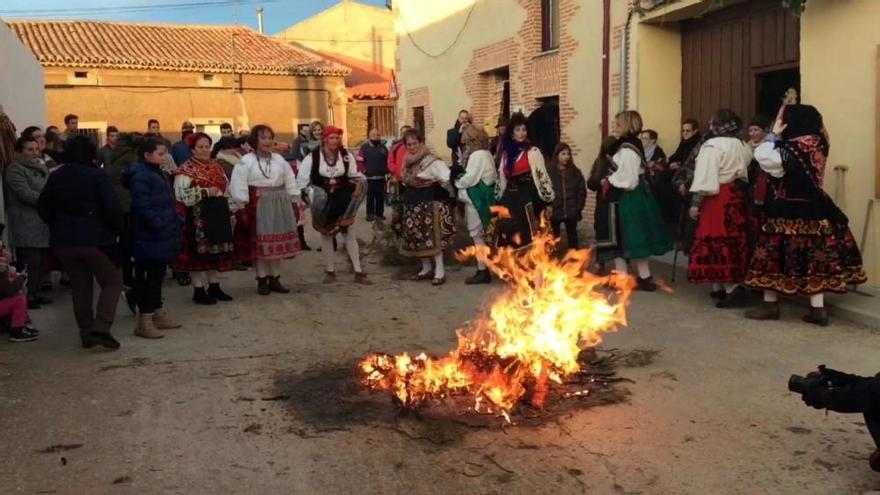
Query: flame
359 230 635 419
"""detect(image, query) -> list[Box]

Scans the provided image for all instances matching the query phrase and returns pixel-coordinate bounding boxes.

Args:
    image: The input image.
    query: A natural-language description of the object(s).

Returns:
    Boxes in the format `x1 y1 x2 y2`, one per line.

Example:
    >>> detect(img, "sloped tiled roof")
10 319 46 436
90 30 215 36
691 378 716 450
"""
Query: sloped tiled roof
6 19 351 77
307 51 392 100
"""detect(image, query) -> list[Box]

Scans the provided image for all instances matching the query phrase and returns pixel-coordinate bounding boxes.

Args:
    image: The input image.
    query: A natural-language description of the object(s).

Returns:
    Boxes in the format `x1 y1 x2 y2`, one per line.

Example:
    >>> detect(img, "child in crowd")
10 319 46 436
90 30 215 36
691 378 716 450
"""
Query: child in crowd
0 234 39 343
547 143 587 251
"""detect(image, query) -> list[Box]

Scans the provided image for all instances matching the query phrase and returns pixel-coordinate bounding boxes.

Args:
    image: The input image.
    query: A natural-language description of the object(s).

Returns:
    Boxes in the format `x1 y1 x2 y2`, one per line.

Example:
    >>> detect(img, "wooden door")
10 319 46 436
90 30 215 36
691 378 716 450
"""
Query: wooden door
681 0 800 128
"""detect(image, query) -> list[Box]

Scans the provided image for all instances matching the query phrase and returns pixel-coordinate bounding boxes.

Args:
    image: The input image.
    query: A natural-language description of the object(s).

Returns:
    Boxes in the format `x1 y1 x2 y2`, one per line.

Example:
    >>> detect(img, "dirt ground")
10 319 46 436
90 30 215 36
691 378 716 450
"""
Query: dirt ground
2 220 880 495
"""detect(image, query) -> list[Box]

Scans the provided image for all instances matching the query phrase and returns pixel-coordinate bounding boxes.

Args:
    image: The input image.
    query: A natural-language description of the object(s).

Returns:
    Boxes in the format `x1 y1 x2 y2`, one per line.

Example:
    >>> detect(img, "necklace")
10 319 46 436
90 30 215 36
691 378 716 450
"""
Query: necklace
256 153 272 179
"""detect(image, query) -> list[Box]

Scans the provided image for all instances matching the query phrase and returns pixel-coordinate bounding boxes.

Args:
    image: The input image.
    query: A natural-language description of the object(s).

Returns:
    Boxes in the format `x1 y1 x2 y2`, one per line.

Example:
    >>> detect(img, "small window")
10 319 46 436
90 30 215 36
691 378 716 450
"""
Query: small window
541 0 560 52
203 73 215 81
413 107 425 140
74 71 89 78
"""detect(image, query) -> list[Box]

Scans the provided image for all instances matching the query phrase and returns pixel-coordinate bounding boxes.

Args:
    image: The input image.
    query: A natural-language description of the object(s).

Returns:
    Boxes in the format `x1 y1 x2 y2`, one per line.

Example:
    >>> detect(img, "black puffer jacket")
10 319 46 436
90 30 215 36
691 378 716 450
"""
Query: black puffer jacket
548 165 587 221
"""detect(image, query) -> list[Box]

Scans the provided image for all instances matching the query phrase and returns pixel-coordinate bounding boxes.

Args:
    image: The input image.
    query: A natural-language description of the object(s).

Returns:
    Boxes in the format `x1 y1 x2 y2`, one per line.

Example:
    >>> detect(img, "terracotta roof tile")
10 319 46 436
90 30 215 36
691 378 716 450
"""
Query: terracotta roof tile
309 51 393 99
6 19 351 77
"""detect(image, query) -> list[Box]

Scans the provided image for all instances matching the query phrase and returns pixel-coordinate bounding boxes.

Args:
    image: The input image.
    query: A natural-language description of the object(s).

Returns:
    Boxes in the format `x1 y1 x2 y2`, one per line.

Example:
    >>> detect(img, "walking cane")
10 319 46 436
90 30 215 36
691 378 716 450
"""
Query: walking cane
670 196 688 283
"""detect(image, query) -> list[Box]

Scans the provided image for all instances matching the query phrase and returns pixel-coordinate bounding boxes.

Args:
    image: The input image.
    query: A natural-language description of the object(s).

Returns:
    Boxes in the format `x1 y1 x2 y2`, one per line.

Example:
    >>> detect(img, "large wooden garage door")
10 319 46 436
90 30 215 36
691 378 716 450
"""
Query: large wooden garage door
681 0 800 127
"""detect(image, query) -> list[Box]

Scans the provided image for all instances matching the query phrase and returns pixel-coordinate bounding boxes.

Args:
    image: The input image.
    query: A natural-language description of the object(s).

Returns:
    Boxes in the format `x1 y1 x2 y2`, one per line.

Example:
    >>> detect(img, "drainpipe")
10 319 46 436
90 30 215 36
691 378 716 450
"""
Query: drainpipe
601 0 611 137
256 7 265 34
619 7 636 112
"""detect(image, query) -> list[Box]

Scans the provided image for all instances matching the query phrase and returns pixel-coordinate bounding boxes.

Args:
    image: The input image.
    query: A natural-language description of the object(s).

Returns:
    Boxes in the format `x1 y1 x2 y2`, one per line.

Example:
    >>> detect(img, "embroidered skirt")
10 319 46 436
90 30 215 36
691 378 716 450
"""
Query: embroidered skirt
395 186 456 258
310 181 366 235
745 215 867 295
687 183 750 284
617 181 673 260
491 173 544 248
172 197 235 272
235 186 300 262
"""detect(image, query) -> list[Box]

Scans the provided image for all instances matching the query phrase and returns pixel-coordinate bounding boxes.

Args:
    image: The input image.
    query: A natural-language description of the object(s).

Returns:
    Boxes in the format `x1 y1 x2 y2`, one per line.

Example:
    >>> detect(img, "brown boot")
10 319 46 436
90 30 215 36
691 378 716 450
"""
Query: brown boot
135 314 164 339
257 277 270 295
153 309 182 330
803 307 830 327
354 272 374 285
745 302 781 321
323 271 336 284
268 276 291 294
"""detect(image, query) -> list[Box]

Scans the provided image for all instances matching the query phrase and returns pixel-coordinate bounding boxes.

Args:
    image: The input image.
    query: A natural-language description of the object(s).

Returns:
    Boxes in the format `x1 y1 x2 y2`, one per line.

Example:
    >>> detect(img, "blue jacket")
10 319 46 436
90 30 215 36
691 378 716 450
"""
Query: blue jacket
124 161 181 262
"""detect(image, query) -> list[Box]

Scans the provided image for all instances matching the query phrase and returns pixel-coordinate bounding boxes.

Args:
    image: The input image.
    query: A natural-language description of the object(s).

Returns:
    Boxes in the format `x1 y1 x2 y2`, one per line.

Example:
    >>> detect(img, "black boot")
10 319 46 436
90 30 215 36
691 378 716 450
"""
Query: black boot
716 286 748 309
745 302 780 321
465 270 491 285
636 276 657 292
298 225 311 251
803 307 830 327
269 276 291 294
257 277 271 296
192 287 217 305
208 283 233 302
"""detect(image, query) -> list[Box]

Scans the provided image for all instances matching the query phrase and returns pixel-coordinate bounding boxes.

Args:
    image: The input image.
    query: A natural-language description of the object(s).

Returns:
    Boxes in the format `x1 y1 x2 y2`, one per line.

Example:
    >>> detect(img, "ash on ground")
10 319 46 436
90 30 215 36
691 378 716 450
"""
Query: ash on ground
275 348 657 438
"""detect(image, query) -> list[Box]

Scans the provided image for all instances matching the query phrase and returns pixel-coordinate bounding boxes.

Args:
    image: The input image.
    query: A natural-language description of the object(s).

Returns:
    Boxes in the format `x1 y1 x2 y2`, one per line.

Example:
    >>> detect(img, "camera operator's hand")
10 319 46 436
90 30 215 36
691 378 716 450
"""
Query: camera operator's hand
801 386 829 410
819 366 865 387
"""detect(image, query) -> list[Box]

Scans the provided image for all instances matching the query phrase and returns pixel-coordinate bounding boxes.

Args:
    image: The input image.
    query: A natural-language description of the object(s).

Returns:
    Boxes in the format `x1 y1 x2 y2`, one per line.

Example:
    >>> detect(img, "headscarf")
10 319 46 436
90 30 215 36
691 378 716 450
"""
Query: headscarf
781 104 824 141
322 126 343 141
709 109 743 138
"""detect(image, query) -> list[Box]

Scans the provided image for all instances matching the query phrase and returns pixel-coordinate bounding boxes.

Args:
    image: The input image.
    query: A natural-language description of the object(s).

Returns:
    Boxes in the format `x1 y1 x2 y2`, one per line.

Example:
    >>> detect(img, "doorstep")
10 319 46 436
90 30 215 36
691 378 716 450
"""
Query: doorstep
652 252 880 331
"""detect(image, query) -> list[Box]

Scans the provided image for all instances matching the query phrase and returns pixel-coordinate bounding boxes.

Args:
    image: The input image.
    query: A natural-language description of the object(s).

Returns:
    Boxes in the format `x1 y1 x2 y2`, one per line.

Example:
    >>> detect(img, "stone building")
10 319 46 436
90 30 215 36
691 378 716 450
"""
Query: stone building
7 19 350 144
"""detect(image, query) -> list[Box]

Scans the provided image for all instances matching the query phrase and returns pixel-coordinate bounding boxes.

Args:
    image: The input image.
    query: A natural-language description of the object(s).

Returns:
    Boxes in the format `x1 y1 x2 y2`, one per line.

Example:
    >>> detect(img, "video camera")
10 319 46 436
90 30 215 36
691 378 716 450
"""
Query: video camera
789 365 880 472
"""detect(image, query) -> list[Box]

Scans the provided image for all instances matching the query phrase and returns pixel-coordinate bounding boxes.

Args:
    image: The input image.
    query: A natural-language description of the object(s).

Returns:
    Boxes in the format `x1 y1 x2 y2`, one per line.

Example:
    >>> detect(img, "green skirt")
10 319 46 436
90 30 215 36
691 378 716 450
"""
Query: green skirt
602 181 672 261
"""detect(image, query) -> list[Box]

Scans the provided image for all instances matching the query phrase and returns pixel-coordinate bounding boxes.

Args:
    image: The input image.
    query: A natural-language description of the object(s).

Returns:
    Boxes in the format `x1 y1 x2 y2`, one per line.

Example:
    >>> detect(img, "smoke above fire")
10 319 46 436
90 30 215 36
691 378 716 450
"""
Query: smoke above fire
359 231 635 422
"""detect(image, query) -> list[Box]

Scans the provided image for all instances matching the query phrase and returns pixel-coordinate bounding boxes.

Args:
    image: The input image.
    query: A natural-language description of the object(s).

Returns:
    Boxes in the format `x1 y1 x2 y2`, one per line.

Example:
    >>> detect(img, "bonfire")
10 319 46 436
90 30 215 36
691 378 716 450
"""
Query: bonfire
359 225 635 422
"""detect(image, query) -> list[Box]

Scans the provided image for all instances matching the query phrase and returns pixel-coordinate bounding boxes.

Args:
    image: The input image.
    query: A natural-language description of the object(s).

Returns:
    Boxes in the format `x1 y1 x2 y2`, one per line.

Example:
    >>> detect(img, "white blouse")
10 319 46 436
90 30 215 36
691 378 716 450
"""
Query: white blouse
608 147 643 191
229 152 299 204
455 149 497 190
174 175 228 207
690 137 753 195
753 140 785 179
296 149 363 192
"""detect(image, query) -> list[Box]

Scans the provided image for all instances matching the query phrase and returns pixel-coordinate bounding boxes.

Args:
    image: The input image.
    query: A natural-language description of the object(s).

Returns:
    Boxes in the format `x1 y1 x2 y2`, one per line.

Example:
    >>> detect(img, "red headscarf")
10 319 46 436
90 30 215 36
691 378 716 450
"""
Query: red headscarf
322 126 343 140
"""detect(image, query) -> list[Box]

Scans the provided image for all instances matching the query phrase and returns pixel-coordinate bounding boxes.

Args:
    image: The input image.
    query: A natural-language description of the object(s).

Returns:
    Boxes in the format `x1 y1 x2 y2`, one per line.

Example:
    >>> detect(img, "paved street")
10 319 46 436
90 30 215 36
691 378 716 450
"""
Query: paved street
2 223 880 495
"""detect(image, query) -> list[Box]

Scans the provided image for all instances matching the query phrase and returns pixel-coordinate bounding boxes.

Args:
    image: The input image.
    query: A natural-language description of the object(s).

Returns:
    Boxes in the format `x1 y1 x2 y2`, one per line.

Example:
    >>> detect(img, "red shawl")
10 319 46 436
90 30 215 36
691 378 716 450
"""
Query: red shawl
174 157 229 191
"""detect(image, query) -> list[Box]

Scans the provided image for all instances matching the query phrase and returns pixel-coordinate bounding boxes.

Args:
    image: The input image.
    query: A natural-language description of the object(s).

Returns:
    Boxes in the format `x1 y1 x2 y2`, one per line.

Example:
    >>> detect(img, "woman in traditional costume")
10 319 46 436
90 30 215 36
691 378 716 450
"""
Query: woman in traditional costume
745 104 866 326
493 112 554 248
171 132 235 305
394 129 456 285
686 109 753 307
598 111 672 291
296 126 372 285
455 125 496 285
587 136 623 272
230 125 301 296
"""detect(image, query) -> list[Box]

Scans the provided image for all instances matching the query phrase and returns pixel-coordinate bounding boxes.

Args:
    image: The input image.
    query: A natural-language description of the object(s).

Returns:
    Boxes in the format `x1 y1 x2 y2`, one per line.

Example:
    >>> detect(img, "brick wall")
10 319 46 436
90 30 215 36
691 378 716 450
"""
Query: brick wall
403 86 435 138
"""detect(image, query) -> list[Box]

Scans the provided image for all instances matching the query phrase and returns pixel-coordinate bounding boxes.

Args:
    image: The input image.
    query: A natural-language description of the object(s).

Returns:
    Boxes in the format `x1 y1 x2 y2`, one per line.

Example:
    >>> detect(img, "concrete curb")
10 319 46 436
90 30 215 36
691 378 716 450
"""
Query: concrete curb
652 253 880 331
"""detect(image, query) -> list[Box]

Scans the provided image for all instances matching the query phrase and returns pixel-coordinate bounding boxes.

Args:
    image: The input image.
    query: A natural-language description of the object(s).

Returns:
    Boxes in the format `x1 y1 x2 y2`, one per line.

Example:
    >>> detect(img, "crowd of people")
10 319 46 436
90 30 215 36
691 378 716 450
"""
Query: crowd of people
0 99 868 347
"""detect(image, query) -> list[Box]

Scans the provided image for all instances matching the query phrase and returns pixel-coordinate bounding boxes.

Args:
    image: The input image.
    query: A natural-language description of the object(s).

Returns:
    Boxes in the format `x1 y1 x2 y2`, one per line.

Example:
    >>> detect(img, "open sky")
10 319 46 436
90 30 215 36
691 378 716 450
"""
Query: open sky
0 0 388 34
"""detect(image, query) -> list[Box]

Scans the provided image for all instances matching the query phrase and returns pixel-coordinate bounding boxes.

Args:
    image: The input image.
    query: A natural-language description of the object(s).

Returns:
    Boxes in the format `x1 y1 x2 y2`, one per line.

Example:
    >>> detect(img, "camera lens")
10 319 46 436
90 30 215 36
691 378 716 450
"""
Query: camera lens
788 374 805 394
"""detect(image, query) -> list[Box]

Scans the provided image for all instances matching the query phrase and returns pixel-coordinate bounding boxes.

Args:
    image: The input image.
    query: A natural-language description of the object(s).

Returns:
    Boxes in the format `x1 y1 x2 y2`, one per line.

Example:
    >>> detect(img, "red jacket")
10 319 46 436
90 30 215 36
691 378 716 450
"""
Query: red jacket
387 141 407 180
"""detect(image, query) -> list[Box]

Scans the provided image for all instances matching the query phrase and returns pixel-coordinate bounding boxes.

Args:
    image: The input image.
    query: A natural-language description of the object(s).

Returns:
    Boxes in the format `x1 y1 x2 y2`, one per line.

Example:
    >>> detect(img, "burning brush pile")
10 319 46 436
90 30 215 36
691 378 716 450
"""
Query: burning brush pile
359 231 636 423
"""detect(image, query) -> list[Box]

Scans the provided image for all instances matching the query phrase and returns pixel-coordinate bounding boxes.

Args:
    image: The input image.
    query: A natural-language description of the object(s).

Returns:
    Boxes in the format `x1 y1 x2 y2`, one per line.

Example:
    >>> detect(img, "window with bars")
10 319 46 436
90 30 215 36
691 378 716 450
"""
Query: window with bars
541 0 560 52
368 106 396 137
